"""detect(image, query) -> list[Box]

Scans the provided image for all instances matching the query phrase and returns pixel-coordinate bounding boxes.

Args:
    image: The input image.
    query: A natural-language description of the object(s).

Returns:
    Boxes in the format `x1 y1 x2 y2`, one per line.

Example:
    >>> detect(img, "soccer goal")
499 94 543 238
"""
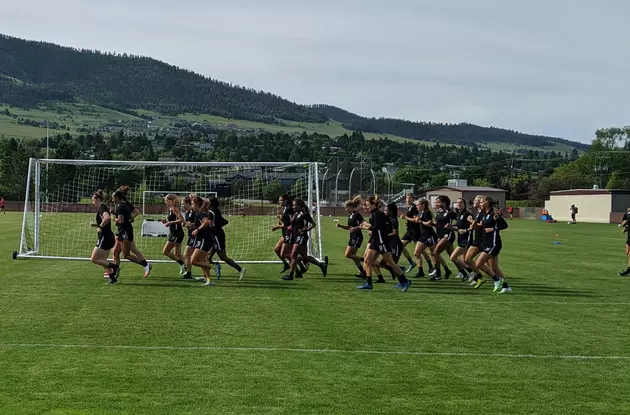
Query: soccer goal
17 159 323 264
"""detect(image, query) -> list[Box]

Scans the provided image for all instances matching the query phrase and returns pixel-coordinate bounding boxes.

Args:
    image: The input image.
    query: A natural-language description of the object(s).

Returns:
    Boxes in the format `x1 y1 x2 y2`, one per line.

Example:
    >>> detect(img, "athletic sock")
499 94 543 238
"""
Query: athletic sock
177 260 184 265
234 264 242 272
491 275 500 282
397 274 408 283
140 260 148 267
366 276 373 286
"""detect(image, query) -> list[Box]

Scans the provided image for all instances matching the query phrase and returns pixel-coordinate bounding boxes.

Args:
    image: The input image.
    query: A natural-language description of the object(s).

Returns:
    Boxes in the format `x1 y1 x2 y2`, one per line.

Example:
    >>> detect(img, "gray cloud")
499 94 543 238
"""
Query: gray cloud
1 0 628 143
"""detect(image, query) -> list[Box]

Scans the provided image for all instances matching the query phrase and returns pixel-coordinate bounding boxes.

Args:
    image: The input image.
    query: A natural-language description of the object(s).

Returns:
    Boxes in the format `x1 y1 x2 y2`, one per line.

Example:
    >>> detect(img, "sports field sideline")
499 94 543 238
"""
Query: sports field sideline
0 211 629 414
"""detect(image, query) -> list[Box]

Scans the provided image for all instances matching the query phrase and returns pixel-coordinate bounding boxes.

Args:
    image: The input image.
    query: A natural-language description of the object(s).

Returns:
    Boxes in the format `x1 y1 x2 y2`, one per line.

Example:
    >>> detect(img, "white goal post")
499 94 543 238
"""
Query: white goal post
17 159 324 264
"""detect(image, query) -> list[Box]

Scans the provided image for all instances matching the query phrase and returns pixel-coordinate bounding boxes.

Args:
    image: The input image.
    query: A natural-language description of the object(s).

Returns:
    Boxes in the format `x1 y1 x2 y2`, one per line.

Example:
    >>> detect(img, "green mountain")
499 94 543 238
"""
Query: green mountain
0 33 588 150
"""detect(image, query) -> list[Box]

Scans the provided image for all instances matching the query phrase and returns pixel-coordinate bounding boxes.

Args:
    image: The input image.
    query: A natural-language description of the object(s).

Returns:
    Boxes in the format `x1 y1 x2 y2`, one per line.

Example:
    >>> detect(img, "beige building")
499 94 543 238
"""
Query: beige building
545 189 630 223
424 186 507 209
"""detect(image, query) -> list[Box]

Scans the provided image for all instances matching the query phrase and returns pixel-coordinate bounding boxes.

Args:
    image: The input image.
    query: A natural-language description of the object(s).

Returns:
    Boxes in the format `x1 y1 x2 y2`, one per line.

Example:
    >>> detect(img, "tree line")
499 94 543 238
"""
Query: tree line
0 127 587 204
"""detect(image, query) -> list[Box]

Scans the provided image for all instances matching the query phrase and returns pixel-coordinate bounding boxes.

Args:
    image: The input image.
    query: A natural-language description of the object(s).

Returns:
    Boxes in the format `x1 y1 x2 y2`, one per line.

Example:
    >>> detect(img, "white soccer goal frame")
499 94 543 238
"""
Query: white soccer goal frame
17 158 324 264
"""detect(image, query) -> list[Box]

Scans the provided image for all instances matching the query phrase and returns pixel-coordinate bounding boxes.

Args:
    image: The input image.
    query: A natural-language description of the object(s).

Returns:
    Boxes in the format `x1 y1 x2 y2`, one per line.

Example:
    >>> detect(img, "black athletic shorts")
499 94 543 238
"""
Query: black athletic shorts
96 232 115 251
125 227 134 242
439 231 455 245
187 237 196 248
348 235 363 248
419 235 436 247
212 229 226 251
294 234 309 247
116 228 128 242
283 232 294 245
483 243 502 257
168 231 185 244
194 236 213 252
458 233 473 249
369 240 391 254
401 230 419 243
390 241 403 263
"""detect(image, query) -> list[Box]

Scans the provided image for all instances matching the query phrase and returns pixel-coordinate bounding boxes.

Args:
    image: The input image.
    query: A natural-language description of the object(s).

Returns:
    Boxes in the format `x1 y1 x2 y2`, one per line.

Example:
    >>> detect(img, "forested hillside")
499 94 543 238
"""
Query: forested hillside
0 33 588 150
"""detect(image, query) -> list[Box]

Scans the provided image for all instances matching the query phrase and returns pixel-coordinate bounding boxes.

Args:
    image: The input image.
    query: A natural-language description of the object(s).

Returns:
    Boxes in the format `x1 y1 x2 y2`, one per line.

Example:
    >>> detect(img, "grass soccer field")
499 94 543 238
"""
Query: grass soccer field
1 212 629 414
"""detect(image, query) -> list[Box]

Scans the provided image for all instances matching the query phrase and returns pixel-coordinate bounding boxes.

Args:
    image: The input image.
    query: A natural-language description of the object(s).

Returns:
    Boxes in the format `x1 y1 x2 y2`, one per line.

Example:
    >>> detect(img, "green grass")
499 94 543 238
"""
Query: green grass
0 103 142 139
1 214 630 414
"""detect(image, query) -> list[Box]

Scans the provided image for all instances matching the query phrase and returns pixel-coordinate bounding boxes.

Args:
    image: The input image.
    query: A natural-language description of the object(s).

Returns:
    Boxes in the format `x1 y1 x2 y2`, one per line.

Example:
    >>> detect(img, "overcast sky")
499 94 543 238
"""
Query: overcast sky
1 0 628 143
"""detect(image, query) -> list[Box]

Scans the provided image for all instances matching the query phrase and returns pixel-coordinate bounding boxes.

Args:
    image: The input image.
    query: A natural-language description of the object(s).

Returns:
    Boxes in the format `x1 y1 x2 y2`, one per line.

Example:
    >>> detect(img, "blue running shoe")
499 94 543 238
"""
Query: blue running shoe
214 262 222 280
401 280 412 292
357 283 373 290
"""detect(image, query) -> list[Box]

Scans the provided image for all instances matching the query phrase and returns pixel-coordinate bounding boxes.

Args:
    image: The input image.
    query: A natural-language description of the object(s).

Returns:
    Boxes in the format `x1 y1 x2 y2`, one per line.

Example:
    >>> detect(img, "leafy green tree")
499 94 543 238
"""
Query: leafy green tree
264 179 286 203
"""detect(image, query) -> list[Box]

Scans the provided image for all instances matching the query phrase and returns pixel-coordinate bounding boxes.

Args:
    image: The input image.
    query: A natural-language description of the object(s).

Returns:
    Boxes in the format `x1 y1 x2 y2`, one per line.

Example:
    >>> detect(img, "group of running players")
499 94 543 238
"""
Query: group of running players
90 187 244 285
336 193 512 293
87 185 629 289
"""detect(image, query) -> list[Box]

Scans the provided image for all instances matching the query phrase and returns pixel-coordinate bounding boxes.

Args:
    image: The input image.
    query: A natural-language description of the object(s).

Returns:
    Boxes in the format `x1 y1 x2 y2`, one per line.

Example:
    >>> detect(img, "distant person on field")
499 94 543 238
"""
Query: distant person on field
569 204 577 224
0 197 5 214
619 207 630 277
508 205 514 220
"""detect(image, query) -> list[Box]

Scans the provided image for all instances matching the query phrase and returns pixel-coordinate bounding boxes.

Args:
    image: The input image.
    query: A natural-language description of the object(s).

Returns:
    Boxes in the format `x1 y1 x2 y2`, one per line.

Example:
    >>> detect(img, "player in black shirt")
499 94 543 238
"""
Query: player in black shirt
429 195 456 281
206 196 246 281
357 195 410 291
181 196 198 280
111 186 151 278
464 196 485 285
90 189 119 284
161 194 187 277
399 194 421 273
474 196 511 293
282 198 327 280
336 195 366 278
271 195 294 273
190 196 215 286
112 188 151 279
619 208 630 276
449 198 476 281
407 199 436 278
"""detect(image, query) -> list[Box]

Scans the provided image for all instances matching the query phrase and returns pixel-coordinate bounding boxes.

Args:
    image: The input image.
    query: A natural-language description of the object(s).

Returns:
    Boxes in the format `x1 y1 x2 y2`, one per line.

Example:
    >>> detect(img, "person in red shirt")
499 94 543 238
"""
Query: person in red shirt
508 205 514 220
0 197 5 214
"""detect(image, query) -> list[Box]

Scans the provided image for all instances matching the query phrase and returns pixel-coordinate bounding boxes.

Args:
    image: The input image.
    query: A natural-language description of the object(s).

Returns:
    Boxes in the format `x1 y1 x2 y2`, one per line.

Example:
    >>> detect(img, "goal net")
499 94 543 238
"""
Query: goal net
17 159 323 263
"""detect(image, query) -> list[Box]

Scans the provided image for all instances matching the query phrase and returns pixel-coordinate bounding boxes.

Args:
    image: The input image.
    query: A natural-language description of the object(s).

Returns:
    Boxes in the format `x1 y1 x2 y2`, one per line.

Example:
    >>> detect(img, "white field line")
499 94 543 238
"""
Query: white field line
0 343 627 360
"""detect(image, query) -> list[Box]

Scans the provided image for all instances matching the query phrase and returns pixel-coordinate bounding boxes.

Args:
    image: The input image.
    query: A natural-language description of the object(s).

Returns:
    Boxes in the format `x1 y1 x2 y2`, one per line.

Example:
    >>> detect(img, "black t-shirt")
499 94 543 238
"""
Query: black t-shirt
209 207 228 231
167 209 184 235
474 211 485 243
435 209 457 238
184 209 195 238
368 209 390 245
291 210 314 237
194 211 210 239
481 209 508 246
96 204 113 236
405 204 421 233
282 202 294 228
455 210 473 236
389 215 401 246
419 210 436 239
348 211 364 239
115 203 132 232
